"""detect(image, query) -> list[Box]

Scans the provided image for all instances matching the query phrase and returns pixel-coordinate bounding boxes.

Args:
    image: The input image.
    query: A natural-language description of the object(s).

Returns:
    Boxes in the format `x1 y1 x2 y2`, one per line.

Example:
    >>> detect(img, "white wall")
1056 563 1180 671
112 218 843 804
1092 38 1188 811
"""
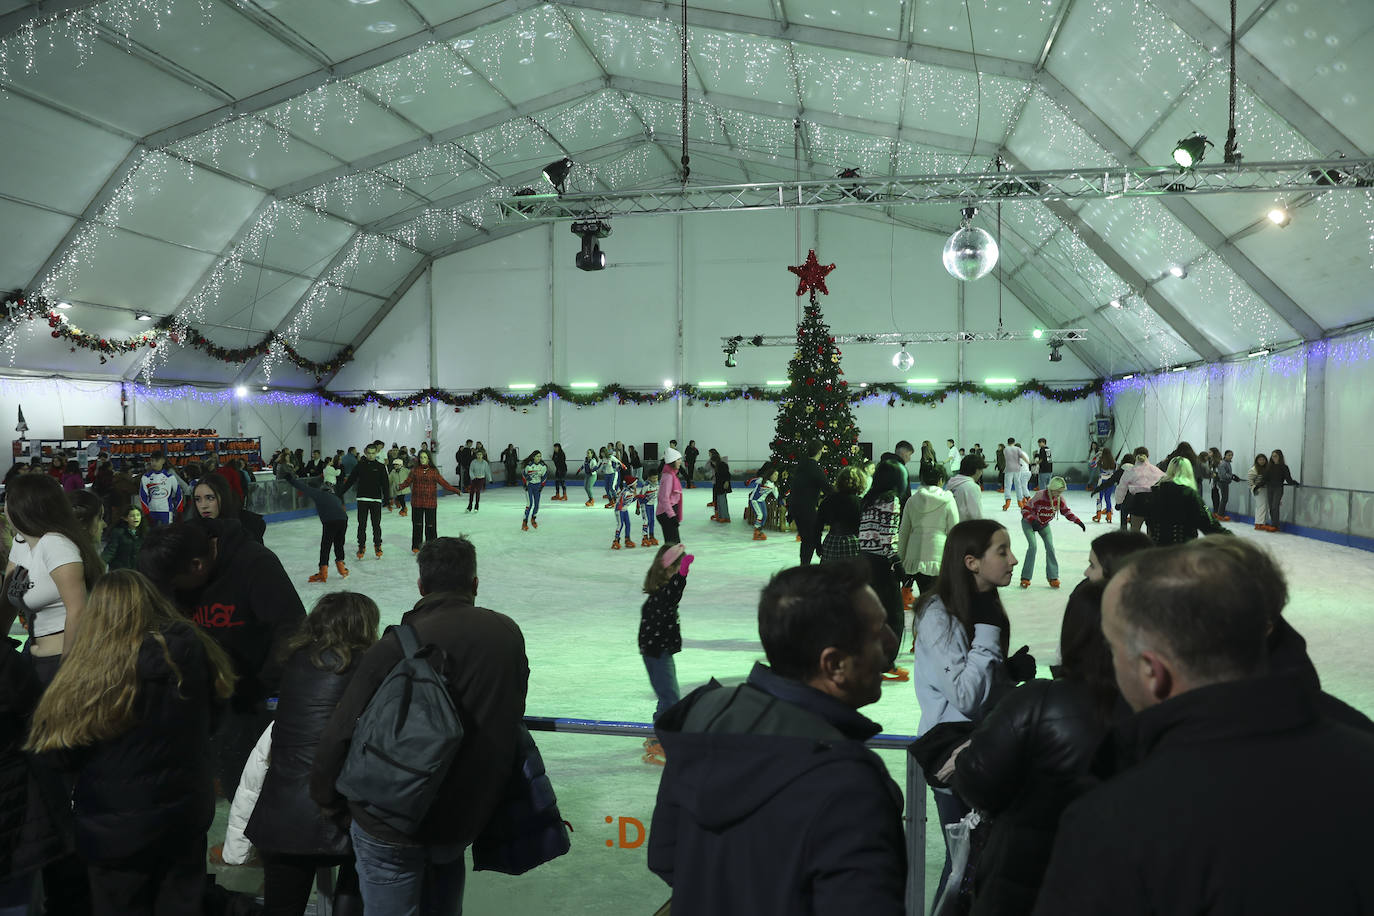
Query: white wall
0 376 124 451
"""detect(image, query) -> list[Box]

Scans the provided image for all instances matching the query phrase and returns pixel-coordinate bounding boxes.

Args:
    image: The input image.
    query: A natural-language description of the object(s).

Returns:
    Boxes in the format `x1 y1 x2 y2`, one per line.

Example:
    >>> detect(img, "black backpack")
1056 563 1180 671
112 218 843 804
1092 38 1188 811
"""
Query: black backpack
336 624 464 835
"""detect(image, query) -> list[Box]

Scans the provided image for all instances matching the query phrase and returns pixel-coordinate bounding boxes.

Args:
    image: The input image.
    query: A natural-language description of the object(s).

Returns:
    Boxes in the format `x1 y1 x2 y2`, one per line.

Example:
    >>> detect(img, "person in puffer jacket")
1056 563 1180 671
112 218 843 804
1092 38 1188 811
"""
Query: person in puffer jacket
898 463 960 594
1019 477 1085 589
945 454 984 521
245 592 378 916
25 570 236 916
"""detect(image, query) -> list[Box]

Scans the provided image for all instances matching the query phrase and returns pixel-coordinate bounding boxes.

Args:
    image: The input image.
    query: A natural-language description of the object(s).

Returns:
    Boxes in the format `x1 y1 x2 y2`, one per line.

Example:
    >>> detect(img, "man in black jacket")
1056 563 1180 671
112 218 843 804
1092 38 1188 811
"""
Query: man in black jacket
787 441 832 566
682 440 698 487
311 536 528 915
338 443 391 558
648 562 905 916
139 517 306 801
1033 537 1374 914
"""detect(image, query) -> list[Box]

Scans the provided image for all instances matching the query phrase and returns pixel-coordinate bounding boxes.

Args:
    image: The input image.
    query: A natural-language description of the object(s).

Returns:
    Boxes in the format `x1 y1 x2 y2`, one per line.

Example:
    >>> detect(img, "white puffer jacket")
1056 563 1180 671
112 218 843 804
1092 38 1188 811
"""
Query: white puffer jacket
222 722 273 865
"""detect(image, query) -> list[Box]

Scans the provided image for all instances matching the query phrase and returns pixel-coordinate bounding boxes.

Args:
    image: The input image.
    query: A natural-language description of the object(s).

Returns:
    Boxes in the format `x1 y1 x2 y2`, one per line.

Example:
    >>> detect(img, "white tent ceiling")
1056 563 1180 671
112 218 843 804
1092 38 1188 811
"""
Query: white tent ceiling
1 0 1371 385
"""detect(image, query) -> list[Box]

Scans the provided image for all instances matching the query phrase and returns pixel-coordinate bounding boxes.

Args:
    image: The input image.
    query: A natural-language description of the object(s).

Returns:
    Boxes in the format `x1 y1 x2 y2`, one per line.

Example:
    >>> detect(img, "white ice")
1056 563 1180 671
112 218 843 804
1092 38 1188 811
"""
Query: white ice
212 485 1374 913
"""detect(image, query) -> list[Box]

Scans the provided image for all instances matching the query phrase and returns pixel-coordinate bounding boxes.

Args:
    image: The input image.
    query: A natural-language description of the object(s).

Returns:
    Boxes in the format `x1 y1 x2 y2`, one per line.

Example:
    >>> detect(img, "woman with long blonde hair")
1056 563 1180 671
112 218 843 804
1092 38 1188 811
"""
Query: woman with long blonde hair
27 570 235 916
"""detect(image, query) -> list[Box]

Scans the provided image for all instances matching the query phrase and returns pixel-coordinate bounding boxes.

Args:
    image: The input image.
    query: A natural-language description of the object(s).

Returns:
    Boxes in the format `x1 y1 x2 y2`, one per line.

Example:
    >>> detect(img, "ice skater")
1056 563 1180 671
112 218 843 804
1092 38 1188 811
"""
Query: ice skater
611 471 638 550
1260 449 1300 533
744 462 778 541
1001 438 1029 510
580 448 599 506
599 447 621 506
395 450 461 552
388 458 409 517
1091 450 1117 523
522 450 548 530
279 467 349 583
637 465 660 546
551 443 569 501
638 543 694 766
1019 476 1085 589
338 443 390 559
467 447 489 511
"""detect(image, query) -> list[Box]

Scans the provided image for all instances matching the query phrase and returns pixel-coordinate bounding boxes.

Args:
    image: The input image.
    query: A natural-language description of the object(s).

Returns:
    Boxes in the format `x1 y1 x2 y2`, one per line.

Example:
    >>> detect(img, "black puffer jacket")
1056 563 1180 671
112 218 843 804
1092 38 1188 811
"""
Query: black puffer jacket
56 622 219 865
0 639 67 878
951 678 1109 916
1146 480 1228 545
246 648 358 856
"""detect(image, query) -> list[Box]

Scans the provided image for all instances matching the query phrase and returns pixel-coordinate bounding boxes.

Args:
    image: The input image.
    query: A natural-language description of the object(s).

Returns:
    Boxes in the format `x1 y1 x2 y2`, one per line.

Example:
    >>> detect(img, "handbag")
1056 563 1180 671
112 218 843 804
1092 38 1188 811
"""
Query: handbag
471 725 572 875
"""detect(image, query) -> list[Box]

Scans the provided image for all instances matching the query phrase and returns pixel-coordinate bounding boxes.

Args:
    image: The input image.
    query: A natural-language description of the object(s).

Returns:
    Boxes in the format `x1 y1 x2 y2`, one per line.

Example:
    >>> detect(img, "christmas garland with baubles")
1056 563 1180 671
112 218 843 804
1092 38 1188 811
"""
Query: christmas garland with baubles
317 379 1104 413
1 292 353 375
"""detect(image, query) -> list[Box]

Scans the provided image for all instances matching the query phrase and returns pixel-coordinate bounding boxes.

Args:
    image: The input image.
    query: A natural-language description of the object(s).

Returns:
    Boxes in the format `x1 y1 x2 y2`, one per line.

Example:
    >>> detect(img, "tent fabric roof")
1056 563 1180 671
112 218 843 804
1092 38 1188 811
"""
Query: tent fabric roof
1 0 1370 385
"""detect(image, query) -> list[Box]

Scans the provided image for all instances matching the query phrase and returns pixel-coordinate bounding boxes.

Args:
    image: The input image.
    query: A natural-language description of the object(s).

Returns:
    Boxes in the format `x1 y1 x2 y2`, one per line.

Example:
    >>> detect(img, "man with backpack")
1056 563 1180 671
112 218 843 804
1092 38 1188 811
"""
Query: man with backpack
310 536 529 913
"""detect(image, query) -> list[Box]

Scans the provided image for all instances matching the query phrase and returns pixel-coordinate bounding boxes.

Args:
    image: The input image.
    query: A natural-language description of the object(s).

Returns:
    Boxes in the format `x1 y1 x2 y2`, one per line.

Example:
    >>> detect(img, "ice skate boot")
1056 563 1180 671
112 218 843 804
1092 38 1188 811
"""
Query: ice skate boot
641 536 652 547
308 566 327 583
623 536 635 548
1105 510 1113 523
356 549 365 560
611 538 621 549
375 547 383 558
585 499 594 506
1019 578 1031 589
752 528 767 540
1092 510 1102 523
335 561 349 578
1049 579 1061 589
398 508 408 517
882 666 910 682
707 501 715 508
531 518 538 529
522 519 529 531
1002 499 1011 511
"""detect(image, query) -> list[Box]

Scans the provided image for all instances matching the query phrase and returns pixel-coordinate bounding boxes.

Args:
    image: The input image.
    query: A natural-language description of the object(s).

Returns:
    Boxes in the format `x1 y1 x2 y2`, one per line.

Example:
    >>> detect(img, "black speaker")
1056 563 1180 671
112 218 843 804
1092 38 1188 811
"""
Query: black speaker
643 442 659 462
307 422 319 437
859 441 873 461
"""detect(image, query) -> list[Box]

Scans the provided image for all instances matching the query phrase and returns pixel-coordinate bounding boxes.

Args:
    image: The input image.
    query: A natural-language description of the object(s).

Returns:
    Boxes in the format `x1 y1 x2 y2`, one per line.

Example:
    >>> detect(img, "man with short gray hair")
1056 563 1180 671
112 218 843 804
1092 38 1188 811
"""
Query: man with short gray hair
1033 537 1374 914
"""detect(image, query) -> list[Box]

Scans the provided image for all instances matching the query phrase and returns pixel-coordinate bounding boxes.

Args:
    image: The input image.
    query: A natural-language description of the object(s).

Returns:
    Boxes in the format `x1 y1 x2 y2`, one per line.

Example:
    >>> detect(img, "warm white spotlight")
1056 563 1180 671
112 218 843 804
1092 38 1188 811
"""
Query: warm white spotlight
1267 207 1291 227
1168 264 1188 279
234 385 248 397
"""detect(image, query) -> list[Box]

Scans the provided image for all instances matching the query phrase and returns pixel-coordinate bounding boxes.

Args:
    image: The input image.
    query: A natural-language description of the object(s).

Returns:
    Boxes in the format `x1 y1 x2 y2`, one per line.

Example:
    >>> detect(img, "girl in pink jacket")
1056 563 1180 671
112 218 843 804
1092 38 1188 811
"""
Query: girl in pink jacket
655 448 685 545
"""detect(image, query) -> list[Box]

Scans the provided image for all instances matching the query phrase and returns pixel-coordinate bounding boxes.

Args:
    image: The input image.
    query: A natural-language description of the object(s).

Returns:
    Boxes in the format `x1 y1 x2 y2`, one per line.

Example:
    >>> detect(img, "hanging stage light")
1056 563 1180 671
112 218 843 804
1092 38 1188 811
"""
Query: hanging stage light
571 219 611 271
1172 134 1212 169
1048 339 1064 363
1168 264 1188 279
1267 206 1291 227
543 157 574 194
892 344 914 372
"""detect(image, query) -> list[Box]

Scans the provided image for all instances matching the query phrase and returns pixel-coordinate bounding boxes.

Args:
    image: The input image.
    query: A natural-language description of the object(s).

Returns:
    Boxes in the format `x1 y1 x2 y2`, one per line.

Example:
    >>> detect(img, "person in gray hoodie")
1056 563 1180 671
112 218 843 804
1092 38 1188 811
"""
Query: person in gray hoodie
945 454 985 522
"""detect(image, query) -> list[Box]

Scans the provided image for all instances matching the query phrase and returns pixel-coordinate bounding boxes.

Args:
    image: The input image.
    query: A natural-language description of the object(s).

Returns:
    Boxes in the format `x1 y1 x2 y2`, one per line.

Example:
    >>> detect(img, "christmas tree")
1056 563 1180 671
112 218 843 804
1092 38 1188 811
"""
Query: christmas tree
770 250 861 479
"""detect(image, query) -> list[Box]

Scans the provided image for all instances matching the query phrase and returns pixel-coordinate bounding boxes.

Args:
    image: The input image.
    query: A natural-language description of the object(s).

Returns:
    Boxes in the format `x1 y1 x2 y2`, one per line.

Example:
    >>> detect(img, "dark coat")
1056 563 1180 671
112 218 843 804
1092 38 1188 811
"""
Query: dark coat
246 649 357 857
712 459 732 497
100 521 143 571
1033 676 1374 915
0 640 67 878
339 457 391 502
311 591 528 846
951 679 1108 916
648 663 905 916
818 492 862 536
237 509 266 543
1146 480 1227 545
638 572 686 657
787 457 830 515
51 623 219 866
169 518 306 710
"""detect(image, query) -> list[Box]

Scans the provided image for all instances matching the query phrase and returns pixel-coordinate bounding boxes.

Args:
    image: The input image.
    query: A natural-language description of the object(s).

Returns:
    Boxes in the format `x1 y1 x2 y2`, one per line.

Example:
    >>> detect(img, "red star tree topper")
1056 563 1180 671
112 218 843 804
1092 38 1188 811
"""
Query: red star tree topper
771 252 861 483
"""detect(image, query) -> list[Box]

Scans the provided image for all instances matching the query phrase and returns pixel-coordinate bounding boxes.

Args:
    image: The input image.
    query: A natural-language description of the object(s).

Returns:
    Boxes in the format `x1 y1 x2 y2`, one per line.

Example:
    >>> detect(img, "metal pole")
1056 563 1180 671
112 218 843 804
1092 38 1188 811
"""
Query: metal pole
906 760 927 915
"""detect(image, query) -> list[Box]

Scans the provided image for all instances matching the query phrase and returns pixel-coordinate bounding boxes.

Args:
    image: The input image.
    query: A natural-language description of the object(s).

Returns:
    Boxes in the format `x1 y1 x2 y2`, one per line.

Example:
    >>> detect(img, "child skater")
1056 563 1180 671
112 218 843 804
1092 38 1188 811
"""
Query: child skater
637 464 660 546
467 447 489 512
744 461 778 541
1091 450 1117 523
281 467 350 582
388 458 409 517
1019 476 1085 589
611 471 639 550
599 447 618 507
551 444 568 501
522 449 549 531
639 542 694 765
580 448 599 507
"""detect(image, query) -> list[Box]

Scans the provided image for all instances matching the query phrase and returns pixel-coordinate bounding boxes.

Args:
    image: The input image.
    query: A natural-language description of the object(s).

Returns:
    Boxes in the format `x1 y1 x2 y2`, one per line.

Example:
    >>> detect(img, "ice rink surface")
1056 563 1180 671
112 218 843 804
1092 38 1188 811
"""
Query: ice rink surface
217 484 1374 913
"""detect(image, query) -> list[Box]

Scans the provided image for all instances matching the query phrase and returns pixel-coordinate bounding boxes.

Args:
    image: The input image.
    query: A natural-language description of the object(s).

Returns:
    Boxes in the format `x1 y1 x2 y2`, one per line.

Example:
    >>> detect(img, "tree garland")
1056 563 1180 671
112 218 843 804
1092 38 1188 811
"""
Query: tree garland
318 379 1104 412
2 292 354 375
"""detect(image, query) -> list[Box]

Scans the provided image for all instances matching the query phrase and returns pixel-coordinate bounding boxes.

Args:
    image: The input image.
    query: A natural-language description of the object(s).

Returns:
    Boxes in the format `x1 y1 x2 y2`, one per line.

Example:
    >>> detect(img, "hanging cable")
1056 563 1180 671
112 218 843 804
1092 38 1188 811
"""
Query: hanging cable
961 0 984 172
1223 0 1240 163
995 156 1004 333
679 0 691 184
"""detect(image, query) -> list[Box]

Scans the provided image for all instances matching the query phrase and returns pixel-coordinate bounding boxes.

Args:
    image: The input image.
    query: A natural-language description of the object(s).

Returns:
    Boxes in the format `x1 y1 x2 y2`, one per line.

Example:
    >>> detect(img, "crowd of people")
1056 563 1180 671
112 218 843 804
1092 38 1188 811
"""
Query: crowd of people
0 425 1344 916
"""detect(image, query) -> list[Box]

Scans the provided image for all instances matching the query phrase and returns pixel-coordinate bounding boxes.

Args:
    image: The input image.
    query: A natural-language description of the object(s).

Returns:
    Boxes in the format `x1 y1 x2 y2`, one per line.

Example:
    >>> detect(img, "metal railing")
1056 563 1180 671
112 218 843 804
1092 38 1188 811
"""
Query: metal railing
1225 482 1374 547
524 715 929 916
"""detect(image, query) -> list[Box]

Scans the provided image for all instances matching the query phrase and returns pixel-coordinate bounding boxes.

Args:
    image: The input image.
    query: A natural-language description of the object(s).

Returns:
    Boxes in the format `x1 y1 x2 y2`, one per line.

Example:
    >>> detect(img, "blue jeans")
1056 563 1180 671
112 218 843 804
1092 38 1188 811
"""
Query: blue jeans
642 652 680 721
1021 517 1058 581
932 788 971 910
525 484 542 520
584 473 596 500
349 823 465 916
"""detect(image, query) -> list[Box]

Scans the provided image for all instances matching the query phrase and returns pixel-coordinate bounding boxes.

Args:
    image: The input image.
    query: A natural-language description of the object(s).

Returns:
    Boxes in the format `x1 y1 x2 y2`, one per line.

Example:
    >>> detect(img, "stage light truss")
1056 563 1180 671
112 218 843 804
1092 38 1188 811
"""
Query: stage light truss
722 330 1088 347
497 158 1374 222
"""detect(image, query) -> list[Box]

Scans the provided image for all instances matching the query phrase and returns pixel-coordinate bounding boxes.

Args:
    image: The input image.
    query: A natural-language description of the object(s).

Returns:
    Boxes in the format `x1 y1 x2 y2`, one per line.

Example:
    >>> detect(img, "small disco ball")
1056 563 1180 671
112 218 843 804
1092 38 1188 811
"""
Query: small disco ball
943 226 999 281
893 349 914 371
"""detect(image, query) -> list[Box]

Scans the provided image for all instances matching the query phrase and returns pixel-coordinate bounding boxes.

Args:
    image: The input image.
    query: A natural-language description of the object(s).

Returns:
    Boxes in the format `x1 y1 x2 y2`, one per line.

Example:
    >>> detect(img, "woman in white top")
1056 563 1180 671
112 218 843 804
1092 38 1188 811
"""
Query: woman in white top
5 474 103 686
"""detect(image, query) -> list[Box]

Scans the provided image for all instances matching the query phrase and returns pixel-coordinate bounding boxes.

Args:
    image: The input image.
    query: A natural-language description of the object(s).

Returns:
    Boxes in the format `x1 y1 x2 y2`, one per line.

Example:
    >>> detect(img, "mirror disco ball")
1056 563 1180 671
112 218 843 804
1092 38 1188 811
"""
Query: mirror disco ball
943 226 999 281
893 349 914 371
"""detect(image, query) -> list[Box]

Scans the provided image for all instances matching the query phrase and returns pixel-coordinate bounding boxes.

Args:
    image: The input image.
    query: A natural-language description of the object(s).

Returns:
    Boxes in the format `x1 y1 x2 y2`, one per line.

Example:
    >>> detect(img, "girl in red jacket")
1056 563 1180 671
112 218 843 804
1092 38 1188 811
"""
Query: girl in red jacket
1019 476 1085 589
394 450 461 553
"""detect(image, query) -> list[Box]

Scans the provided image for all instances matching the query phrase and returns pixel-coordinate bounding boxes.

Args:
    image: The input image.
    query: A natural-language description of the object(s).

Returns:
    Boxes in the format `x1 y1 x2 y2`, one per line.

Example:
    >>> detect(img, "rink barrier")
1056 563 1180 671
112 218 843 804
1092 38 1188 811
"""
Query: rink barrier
523 715 929 915
1226 484 1374 554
